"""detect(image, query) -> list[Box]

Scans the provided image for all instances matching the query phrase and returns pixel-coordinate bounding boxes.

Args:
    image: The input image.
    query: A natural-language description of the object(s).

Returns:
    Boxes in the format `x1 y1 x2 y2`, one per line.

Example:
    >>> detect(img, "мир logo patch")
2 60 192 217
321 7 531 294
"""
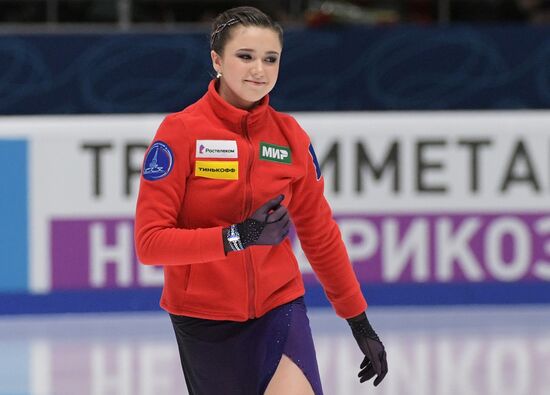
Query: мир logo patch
259 142 291 164
142 141 174 181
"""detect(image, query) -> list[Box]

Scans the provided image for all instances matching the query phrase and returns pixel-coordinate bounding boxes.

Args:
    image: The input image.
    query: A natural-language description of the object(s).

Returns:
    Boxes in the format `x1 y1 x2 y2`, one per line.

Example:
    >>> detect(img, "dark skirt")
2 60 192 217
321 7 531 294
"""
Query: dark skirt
169 297 323 395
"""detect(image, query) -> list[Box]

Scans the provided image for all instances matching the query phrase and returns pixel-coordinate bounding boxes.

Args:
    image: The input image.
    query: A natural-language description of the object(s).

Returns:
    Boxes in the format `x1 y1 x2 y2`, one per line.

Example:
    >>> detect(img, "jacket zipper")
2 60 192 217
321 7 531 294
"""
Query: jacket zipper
242 114 256 319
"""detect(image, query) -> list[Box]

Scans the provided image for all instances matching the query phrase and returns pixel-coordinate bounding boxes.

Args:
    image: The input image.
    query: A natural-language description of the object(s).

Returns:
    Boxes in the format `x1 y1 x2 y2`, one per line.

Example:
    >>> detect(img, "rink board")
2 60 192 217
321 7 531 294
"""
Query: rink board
1 112 550 313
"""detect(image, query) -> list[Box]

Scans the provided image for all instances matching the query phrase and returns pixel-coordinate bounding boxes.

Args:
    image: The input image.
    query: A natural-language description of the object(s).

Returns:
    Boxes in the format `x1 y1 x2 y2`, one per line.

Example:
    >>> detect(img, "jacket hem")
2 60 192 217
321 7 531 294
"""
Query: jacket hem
160 289 306 322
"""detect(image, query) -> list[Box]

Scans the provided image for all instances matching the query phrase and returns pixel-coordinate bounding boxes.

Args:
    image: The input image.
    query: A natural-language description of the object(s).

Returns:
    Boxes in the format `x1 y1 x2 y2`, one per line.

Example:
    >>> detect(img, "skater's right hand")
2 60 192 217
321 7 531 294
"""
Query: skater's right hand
249 194 291 246
223 195 291 253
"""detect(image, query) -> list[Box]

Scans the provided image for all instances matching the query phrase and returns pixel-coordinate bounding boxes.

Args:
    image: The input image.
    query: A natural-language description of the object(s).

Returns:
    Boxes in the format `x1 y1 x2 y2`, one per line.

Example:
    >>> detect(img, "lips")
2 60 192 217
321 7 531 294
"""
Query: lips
244 80 266 86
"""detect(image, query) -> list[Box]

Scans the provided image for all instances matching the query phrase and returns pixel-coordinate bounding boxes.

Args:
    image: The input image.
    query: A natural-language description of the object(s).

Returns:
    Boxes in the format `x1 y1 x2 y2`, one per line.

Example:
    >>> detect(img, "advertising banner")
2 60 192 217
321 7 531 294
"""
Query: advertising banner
1 111 549 312
295 112 550 287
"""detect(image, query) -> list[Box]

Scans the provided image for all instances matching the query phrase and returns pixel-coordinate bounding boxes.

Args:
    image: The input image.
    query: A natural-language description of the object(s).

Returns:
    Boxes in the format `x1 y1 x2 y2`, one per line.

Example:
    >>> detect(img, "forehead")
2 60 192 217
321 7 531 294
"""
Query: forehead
224 25 282 52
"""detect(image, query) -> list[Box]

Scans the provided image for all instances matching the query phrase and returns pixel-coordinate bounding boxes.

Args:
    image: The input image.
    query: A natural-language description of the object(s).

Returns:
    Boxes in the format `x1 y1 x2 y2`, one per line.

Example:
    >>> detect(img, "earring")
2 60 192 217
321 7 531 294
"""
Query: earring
216 71 222 78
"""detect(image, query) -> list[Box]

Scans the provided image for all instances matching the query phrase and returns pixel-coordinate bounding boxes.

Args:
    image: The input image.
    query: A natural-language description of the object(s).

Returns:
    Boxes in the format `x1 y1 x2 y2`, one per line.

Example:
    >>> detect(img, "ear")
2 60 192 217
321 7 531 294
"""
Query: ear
211 50 222 74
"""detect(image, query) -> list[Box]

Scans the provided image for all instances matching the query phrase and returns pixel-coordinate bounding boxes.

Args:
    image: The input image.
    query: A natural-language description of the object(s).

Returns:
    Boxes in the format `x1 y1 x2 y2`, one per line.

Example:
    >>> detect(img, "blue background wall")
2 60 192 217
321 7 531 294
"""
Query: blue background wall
1 25 550 115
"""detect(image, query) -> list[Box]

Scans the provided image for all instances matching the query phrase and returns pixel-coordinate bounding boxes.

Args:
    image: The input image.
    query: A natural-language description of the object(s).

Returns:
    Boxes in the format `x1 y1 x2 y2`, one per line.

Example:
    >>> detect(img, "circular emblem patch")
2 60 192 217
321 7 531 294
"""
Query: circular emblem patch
142 141 174 181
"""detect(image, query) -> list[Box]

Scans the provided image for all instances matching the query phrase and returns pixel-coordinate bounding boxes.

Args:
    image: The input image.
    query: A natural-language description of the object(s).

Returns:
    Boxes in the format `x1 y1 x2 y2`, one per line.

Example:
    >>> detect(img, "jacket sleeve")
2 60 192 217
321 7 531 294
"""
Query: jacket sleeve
134 115 226 266
288 138 367 319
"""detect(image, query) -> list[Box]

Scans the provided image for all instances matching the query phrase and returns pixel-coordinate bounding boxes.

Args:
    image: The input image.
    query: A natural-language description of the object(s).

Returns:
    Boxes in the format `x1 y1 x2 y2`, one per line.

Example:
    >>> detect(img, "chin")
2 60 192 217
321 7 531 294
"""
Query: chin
242 92 267 103
243 84 272 100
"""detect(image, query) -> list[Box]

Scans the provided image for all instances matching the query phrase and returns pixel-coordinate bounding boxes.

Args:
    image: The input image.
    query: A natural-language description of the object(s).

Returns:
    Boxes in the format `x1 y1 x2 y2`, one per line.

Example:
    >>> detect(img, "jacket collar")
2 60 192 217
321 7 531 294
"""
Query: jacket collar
203 79 270 133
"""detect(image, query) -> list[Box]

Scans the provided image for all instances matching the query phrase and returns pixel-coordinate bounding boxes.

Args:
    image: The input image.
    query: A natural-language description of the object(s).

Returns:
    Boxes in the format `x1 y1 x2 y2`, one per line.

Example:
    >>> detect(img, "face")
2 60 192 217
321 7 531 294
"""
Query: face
211 25 282 110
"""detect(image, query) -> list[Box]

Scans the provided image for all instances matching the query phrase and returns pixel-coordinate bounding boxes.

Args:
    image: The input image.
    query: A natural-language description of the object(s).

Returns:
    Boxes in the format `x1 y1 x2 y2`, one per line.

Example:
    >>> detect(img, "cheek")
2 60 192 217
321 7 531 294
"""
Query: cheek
224 59 244 75
269 68 280 86
266 64 280 80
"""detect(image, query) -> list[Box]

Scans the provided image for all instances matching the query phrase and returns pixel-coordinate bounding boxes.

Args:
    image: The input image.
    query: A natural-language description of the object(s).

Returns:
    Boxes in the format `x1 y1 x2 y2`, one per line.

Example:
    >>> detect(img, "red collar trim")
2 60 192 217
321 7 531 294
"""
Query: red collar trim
204 79 270 132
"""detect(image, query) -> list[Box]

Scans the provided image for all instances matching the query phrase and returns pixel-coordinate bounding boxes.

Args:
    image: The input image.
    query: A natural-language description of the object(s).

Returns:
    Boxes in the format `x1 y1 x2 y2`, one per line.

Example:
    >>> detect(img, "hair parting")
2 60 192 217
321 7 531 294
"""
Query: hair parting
210 6 283 54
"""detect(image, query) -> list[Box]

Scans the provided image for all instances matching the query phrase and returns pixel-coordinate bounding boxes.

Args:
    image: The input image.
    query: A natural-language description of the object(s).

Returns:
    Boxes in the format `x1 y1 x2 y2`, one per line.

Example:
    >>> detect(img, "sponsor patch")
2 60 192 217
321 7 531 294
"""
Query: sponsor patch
196 140 238 158
259 142 291 164
308 143 322 180
195 160 238 180
142 141 174 181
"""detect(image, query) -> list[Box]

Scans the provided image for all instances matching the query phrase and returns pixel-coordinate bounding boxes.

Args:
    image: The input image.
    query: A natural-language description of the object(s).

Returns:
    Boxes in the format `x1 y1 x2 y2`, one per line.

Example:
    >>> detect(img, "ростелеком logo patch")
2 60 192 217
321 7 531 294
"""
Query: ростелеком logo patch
196 140 238 158
142 141 174 181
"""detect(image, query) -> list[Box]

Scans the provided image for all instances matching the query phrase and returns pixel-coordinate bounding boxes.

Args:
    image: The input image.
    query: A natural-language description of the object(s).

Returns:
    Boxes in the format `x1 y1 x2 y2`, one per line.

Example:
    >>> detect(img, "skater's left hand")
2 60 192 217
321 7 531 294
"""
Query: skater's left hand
347 312 388 386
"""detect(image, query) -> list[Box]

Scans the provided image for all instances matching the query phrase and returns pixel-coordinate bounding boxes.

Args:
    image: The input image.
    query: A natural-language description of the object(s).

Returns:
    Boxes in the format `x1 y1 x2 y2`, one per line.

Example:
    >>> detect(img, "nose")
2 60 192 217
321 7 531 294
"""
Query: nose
251 59 264 76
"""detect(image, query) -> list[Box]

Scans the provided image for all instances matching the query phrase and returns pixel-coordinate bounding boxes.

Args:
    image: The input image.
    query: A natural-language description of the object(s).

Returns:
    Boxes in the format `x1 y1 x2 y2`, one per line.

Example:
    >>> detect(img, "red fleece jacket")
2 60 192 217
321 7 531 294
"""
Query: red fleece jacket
134 80 367 321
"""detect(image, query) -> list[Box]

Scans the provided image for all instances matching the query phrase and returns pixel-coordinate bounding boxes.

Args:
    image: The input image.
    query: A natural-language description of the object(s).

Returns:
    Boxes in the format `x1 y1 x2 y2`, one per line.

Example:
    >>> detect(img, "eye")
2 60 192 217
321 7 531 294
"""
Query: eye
265 56 278 63
237 53 252 60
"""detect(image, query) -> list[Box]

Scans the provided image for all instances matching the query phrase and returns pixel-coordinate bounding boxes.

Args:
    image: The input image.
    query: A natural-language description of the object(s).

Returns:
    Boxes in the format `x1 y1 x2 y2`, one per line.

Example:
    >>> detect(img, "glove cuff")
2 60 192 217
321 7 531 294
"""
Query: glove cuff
223 218 265 252
224 219 266 253
236 218 265 249
347 313 381 342
225 224 245 252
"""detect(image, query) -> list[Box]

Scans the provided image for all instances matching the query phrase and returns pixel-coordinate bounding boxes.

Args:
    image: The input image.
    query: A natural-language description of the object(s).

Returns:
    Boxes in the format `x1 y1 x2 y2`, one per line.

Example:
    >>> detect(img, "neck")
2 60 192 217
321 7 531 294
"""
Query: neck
216 79 257 110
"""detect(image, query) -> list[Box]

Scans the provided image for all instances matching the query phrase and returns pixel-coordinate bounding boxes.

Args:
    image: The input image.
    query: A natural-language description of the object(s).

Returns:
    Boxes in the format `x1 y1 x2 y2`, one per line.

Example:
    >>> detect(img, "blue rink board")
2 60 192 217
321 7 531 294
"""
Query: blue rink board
1 283 550 315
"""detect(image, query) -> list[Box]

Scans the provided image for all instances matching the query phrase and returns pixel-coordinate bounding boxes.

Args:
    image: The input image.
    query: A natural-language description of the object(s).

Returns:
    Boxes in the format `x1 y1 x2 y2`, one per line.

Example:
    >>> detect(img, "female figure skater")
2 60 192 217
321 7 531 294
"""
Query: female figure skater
135 6 387 394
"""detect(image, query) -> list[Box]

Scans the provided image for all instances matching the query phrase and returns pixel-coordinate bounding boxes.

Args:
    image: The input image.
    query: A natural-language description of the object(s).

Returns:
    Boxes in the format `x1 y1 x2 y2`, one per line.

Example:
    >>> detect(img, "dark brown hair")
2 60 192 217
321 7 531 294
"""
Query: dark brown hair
210 6 283 54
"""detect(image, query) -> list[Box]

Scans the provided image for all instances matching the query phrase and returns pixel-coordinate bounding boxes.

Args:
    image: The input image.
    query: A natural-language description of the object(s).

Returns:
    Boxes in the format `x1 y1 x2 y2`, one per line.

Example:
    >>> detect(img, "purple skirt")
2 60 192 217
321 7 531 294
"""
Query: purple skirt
169 297 323 395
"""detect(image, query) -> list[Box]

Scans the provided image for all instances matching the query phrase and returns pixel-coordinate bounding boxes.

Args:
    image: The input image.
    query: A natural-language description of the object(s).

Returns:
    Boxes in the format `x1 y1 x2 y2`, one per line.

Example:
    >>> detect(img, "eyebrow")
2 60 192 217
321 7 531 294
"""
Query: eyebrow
236 48 280 55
